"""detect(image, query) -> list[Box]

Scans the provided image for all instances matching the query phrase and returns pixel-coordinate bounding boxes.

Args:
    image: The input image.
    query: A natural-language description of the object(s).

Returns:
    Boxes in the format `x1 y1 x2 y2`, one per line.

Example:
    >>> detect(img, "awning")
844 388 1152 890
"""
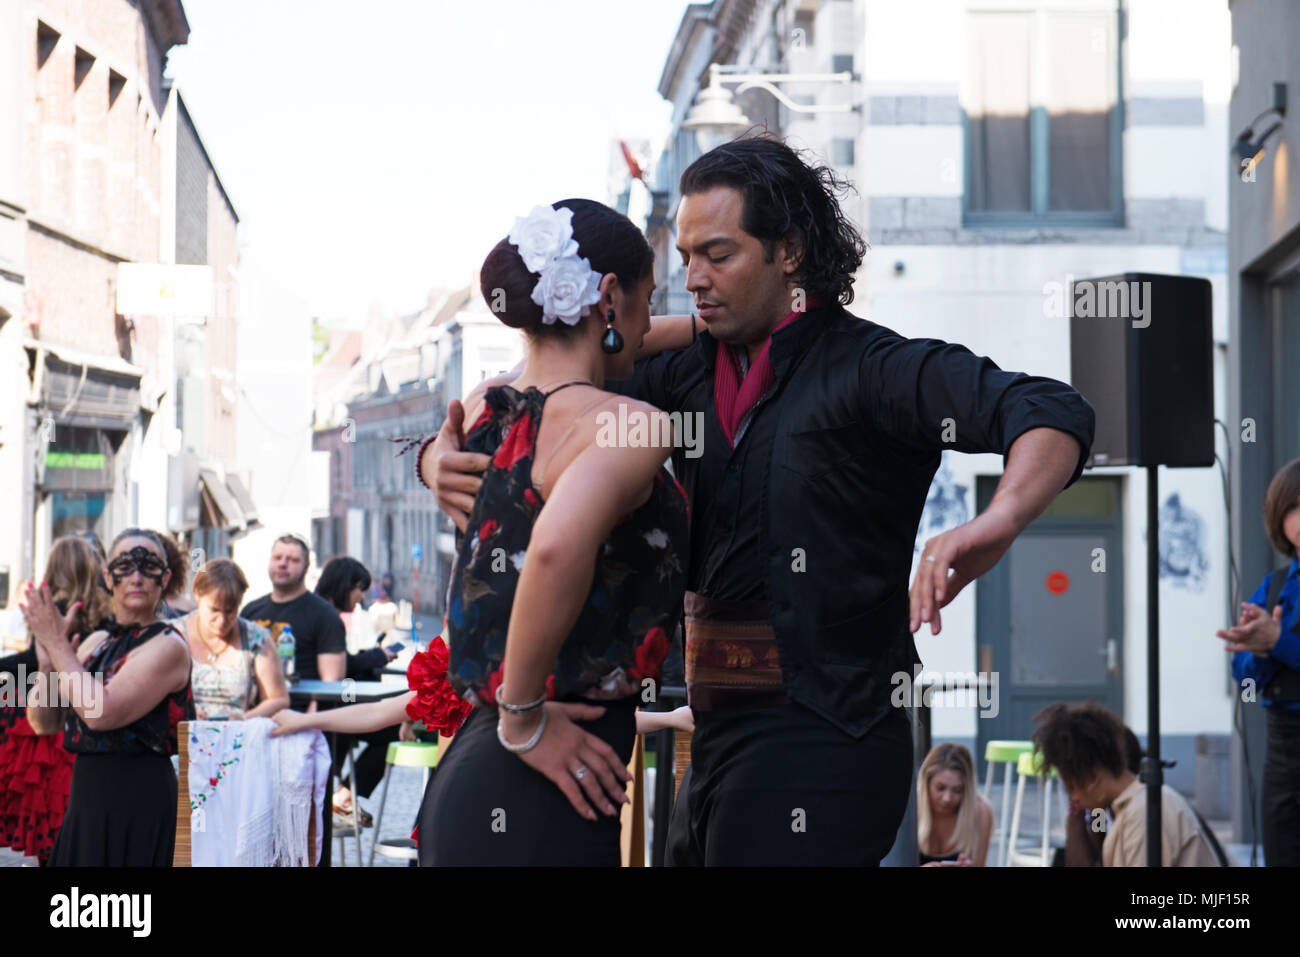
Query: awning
28 338 144 431
226 474 260 527
29 338 144 379
199 468 246 531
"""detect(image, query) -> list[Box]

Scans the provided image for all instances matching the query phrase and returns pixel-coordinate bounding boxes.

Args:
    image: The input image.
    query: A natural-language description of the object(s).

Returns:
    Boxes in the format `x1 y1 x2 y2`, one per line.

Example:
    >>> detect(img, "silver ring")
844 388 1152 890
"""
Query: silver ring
573 765 589 781
924 555 937 563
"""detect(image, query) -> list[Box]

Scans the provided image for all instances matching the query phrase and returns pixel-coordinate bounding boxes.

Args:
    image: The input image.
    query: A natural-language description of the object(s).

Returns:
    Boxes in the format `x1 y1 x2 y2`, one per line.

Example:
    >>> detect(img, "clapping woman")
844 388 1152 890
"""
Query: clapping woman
1218 458 1300 866
23 528 195 866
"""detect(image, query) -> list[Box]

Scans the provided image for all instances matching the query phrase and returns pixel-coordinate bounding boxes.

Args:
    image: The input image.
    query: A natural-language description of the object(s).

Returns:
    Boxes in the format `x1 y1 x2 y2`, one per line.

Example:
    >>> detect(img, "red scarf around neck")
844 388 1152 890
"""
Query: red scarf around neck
712 299 822 447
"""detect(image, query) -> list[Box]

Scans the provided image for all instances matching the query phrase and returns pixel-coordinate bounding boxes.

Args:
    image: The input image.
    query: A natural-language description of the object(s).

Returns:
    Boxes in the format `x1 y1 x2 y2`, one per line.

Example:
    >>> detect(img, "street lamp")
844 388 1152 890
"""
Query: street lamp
682 62 856 151
1234 81 1287 181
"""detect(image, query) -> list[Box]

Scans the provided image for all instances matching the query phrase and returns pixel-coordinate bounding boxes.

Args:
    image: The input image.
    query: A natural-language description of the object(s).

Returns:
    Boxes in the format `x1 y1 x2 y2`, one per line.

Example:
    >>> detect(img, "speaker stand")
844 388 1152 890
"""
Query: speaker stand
1145 464 1164 866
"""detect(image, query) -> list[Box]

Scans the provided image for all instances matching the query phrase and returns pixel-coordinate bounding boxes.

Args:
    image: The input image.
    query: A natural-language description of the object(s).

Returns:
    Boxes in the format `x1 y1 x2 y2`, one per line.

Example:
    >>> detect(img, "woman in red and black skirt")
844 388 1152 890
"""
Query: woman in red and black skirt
0 536 112 863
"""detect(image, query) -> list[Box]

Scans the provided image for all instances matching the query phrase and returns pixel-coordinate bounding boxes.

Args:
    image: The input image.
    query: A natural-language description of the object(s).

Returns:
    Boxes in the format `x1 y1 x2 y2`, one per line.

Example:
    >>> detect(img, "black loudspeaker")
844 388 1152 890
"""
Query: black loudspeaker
1068 272 1213 468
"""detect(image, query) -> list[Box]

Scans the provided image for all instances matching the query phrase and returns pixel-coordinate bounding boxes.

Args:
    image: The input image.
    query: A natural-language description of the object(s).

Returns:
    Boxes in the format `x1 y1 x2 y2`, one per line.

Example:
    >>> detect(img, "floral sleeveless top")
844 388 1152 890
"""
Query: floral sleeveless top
184 615 270 720
65 621 195 756
445 383 689 706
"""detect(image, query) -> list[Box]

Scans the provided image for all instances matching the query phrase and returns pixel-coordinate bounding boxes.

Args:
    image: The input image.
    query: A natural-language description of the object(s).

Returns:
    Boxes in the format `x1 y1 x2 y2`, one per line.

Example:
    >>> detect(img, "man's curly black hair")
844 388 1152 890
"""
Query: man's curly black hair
679 132 867 306
1031 701 1129 793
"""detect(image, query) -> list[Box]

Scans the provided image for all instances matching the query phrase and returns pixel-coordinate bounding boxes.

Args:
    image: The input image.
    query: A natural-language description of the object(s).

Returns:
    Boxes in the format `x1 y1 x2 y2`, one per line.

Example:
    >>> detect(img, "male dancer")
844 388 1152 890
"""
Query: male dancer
427 135 1094 865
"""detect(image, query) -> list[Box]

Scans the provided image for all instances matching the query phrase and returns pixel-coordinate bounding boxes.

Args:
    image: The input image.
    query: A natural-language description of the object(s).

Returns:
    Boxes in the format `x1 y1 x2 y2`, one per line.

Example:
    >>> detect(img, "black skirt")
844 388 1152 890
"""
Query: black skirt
49 752 178 867
417 699 636 866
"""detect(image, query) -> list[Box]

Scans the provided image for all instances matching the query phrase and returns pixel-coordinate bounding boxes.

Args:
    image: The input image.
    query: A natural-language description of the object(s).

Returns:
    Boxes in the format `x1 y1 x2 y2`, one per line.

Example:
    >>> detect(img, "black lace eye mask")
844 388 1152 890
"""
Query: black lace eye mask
107 546 168 586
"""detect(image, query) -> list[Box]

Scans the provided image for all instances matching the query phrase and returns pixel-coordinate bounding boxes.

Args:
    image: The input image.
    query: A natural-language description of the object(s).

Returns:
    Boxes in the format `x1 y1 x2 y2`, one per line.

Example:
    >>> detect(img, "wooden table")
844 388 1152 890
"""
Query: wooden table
288 680 407 866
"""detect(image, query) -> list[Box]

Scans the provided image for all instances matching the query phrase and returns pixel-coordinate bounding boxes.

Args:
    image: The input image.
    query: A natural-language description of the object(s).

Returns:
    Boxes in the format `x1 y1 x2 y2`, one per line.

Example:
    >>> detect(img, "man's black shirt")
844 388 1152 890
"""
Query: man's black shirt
610 303 1095 737
240 591 346 681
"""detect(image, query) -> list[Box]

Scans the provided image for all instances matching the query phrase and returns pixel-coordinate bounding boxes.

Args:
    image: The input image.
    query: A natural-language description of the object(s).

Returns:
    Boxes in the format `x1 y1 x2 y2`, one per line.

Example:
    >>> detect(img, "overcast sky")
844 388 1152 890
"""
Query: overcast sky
165 0 689 324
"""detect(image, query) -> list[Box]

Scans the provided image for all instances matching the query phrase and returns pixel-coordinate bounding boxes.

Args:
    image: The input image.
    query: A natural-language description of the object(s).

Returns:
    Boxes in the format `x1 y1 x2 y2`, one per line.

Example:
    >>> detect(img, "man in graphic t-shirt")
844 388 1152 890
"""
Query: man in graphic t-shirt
241 534 346 685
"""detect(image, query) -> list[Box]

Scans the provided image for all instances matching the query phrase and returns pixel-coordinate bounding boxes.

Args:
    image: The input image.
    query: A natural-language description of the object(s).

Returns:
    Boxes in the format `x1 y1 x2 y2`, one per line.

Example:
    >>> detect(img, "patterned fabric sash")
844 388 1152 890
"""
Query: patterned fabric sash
683 592 788 712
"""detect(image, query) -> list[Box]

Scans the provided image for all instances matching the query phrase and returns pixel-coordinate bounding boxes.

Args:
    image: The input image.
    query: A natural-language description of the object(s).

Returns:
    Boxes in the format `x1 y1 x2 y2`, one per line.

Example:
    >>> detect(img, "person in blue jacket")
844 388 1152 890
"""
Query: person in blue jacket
1218 458 1300 866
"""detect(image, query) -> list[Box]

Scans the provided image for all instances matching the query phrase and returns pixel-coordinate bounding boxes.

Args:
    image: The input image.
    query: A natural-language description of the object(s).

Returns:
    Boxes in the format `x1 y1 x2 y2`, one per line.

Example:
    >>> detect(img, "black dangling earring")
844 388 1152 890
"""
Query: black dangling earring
601 308 624 354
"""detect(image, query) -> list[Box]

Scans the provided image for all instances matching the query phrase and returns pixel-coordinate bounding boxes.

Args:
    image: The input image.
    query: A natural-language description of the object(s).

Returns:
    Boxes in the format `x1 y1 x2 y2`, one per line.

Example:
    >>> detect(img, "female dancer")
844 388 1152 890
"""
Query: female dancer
0 536 112 863
23 528 194 866
274 199 691 865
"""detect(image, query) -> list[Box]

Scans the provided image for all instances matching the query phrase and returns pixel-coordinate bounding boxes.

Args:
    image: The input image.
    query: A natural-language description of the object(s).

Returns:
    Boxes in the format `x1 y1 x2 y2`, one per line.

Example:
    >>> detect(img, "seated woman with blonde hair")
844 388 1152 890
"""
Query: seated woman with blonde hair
917 742 994 866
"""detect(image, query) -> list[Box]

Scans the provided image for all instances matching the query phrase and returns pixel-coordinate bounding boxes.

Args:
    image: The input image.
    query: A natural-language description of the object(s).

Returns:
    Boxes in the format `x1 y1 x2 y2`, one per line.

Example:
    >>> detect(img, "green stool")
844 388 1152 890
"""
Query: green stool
1006 750 1060 867
368 741 439 867
982 740 1034 867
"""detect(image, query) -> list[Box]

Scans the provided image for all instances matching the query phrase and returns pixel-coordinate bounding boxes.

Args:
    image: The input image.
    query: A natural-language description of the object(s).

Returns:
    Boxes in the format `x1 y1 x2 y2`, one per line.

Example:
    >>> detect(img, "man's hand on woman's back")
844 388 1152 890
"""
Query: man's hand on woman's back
423 398 491 533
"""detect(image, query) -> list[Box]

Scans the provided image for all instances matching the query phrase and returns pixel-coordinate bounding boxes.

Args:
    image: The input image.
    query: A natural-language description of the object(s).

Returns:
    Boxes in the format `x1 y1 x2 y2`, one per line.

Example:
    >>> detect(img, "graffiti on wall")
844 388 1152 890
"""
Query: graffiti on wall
915 453 970 555
1158 492 1209 592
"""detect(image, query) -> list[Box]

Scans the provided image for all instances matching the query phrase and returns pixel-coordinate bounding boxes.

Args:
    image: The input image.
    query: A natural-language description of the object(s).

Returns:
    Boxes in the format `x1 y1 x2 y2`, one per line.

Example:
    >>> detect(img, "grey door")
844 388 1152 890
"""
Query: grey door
975 477 1124 776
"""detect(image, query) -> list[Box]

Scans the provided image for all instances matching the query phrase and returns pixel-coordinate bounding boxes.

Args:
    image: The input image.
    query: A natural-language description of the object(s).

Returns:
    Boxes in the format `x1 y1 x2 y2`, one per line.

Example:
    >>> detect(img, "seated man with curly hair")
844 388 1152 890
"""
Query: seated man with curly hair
1033 702 1221 867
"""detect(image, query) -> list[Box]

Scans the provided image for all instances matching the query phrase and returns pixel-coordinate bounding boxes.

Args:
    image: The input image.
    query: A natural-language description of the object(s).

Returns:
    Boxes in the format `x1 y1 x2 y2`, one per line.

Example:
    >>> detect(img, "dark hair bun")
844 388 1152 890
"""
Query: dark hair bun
479 199 654 337
480 238 546 331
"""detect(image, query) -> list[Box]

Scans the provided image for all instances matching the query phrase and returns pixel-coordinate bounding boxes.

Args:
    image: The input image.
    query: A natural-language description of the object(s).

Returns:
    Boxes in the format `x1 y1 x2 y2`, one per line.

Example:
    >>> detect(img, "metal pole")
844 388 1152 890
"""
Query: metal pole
652 726 673 866
1146 465 1163 866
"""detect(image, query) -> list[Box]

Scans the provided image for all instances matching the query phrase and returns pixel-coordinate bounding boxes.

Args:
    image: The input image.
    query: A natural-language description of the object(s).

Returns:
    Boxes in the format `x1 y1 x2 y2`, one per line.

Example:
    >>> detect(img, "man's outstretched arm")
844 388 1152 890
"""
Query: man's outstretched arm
909 426 1084 635
866 335 1094 635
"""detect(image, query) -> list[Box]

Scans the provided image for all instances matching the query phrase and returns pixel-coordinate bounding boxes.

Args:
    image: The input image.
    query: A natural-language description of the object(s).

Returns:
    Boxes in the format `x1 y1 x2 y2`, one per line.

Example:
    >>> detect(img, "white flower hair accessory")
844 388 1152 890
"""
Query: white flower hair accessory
507 204 604 326
508 205 579 272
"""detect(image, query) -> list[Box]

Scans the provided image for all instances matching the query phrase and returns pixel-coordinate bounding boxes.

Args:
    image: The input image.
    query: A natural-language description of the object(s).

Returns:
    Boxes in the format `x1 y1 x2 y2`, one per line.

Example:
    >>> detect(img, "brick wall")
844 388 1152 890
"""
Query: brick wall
24 0 173 360
25 224 118 354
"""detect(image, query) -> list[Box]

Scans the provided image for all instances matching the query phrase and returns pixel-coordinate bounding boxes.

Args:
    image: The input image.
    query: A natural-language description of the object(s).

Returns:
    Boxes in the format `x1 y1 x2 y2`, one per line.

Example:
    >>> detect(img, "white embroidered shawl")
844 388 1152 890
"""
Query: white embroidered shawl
188 718 330 867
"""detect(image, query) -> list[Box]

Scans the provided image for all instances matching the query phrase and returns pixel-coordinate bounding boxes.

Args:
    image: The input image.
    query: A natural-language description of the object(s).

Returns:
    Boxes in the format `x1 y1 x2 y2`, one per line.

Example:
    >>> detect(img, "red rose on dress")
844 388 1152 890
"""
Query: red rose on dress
632 627 670 682
523 488 541 509
546 674 555 700
493 414 536 471
404 637 472 736
478 519 499 540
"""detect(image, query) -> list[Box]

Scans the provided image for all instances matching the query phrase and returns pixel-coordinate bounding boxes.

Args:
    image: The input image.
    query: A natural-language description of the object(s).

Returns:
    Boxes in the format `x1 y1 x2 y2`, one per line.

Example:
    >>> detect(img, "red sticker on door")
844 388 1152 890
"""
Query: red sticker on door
1046 570 1070 595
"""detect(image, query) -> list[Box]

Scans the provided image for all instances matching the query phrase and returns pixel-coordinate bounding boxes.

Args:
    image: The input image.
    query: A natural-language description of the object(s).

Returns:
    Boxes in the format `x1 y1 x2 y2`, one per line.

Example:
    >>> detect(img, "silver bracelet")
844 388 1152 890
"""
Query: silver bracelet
495 684 546 714
497 709 547 754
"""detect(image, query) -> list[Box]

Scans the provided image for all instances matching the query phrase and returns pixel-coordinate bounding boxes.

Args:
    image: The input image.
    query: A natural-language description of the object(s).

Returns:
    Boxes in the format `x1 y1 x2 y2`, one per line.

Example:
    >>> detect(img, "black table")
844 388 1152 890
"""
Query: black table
288 680 406 706
288 680 407 866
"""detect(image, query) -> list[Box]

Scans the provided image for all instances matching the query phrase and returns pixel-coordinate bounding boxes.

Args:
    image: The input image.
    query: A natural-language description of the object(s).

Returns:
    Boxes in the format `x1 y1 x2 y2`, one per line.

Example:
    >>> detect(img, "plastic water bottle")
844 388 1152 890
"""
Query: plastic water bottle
278 625 297 682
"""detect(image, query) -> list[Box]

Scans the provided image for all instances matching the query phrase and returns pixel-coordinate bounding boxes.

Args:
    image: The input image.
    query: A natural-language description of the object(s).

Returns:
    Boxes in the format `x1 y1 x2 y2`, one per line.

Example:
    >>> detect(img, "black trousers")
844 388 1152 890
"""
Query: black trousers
332 725 402 799
1263 707 1300 867
417 698 636 866
667 701 913 866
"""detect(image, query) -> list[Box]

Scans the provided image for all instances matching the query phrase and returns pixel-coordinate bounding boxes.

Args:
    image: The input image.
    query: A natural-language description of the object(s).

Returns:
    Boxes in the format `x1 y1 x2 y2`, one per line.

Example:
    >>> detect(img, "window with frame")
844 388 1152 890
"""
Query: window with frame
964 5 1122 225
